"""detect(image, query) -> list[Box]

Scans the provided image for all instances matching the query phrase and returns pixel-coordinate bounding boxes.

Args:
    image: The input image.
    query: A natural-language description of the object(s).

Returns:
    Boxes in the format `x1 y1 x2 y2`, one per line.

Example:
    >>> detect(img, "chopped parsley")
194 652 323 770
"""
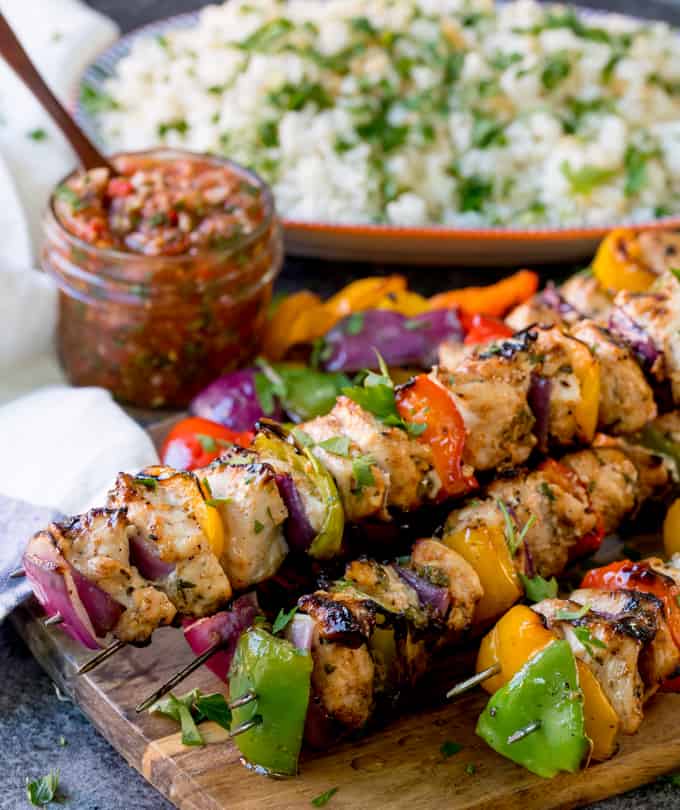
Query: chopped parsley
240 18 294 51
352 455 376 493
150 689 233 746
79 82 118 114
311 787 339 806
561 161 618 195
624 145 657 197
258 120 279 147
342 354 425 436
134 475 158 491
573 626 607 657
457 175 493 212
54 184 85 211
254 519 265 534
26 771 60 806
518 573 558 602
196 433 218 453
555 603 591 621
272 605 298 634
269 81 333 111
539 481 556 502
497 501 536 556
27 128 48 141
317 436 351 456
440 740 463 758
344 312 365 336
541 52 571 90
158 119 189 138
471 114 507 149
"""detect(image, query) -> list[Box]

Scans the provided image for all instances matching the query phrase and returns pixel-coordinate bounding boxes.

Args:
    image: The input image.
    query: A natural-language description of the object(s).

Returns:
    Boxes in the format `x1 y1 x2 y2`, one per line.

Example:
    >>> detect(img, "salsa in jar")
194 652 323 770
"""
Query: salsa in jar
42 150 282 409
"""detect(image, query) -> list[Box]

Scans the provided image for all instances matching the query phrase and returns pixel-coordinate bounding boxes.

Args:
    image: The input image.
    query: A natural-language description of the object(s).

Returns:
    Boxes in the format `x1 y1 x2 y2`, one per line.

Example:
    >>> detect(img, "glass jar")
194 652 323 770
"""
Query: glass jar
42 151 282 409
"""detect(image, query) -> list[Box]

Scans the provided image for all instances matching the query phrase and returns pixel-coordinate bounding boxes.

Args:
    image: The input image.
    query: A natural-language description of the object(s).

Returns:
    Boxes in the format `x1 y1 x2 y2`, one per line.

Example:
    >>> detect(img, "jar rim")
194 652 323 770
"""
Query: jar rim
45 147 277 266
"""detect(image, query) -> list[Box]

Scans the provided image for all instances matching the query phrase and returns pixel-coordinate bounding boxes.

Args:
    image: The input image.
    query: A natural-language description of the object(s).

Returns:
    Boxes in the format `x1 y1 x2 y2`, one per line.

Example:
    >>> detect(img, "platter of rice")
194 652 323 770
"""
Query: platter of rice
76 0 680 265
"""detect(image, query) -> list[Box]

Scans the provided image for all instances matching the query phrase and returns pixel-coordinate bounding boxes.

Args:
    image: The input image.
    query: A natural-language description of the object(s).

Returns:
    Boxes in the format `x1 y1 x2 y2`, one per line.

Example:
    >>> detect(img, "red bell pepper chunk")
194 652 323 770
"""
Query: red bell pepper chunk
160 416 253 471
395 374 476 499
582 560 680 651
462 313 514 346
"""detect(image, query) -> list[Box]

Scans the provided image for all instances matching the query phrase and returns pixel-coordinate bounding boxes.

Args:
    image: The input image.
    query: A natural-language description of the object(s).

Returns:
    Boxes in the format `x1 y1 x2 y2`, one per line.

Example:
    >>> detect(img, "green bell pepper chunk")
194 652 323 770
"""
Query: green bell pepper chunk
275 364 350 422
637 424 680 479
476 639 589 778
253 429 344 560
229 627 312 775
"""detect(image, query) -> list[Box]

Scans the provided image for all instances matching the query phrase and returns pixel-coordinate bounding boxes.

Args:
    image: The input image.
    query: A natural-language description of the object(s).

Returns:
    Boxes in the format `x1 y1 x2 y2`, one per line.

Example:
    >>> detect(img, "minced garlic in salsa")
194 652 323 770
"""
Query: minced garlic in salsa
53 154 266 255
43 152 281 409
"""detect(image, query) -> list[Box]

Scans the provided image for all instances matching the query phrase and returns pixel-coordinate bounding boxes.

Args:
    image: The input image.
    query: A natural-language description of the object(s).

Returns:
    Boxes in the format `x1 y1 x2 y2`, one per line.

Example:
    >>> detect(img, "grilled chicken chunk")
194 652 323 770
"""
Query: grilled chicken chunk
432 348 536 471
570 321 657 434
613 274 680 402
344 559 425 625
560 273 612 322
563 446 638 535
505 298 561 332
300 411 390 522
594 434 671 505
298 590 377 645
410 539 483 632
201 455 288 591
108 466 232 616
638 230 680 276
534 598 648 733
488 468 596 578
571 588 679 691
531 326 597 446
308 396 436 512
649 410 680 445
45 509 176 643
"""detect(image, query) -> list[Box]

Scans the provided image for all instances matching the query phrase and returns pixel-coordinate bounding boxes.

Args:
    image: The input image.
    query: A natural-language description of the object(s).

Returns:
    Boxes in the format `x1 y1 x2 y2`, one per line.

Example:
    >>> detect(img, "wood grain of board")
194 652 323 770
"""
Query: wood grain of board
12 596 680 810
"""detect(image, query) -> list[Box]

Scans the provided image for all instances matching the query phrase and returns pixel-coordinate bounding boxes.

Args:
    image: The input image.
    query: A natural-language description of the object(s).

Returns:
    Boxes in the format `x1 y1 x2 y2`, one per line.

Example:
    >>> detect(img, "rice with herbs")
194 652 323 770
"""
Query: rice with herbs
93 0 680 227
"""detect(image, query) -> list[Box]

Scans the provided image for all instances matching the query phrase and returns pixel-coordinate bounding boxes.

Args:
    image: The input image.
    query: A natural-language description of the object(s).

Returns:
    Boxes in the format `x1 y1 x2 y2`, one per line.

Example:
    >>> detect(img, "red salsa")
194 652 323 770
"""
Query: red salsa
43 150 282 409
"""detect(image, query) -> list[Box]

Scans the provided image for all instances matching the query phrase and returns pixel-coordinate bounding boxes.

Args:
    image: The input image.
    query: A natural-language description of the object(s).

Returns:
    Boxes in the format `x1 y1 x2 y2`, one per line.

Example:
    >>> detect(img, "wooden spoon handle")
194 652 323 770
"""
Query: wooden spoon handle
0 12 115 173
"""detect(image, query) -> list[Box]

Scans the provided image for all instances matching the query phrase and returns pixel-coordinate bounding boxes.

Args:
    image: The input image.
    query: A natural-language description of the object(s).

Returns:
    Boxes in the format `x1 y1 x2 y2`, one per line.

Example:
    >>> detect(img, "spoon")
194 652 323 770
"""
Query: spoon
0 12 117 174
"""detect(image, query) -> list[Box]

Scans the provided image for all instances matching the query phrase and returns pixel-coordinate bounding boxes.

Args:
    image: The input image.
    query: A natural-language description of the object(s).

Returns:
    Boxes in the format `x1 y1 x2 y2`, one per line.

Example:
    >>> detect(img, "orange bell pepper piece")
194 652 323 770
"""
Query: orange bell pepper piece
260 291 323 360
444 523 522 624
592 228 657 293
428 270 539 317
395 374 476 499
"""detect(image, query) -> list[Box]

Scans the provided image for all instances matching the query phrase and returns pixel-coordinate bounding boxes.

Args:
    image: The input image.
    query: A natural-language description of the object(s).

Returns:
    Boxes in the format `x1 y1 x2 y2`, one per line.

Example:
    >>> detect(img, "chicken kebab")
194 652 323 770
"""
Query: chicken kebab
22 295 680 656
469 550 680 779
174 425 676 776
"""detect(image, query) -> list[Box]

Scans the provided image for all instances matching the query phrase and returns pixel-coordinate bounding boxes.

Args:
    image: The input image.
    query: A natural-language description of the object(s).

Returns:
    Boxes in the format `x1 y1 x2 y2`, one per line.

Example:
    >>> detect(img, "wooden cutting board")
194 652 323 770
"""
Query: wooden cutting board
11 595 680 810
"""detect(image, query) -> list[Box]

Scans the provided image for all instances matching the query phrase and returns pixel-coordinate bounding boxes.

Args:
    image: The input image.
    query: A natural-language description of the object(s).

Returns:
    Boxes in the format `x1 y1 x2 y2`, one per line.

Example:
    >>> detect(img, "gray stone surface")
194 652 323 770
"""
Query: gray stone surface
4 0 680 807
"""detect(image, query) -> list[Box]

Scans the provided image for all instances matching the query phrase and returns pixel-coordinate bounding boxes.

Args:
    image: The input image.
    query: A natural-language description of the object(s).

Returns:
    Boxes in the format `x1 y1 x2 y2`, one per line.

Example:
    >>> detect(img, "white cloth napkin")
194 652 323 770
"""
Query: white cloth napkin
0 1 159 534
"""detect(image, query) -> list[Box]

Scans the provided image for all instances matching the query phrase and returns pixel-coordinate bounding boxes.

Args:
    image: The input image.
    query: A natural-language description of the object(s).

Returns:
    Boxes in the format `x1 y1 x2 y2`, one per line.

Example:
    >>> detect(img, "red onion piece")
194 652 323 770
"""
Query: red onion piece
608 308 661 371
23 533 102 650
285 613 315 652
540 283 581 318
528 373 551 453
69 566 123 636
182 592 261 682
190 368 283 432
393 566 450 619
322 309 463 373
274 473 316 552
128 532 175 581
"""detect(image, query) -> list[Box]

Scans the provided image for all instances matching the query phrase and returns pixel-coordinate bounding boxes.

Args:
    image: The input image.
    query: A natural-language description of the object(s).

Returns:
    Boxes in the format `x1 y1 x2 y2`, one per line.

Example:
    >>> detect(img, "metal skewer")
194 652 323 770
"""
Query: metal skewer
77 640 127 675
9 567 25 578
446 663 501 699
136 638 248 713
43 613 64 627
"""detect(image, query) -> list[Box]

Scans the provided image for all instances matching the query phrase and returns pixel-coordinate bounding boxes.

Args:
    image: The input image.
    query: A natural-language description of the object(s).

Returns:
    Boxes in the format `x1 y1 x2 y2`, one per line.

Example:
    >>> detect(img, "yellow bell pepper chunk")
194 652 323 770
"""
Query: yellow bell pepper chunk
375 289 431 316
592 228 657 293
261 291 323 361
663 498 680 557
571 344 601 443
576 660 620 761
476 605 556 694
444 524 522 624
197 481 226 559
323 275 407 319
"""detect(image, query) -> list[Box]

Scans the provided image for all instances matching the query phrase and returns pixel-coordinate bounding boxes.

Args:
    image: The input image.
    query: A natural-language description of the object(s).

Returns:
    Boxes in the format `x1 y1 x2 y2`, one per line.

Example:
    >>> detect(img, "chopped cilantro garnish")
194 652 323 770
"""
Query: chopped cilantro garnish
254 519 265 534
317 436 351 456
497 501 536 556
555 603 591 621
519 573 558 602
573 626 607 657
311 787 339 806
561 161 618 194
344 312 365 336
196 433 217 453
272 605 298 634
541 52 571 90
134 475 158 491
440 740 463 758
26 771 60 806
27 128 48 141
352 455 376 493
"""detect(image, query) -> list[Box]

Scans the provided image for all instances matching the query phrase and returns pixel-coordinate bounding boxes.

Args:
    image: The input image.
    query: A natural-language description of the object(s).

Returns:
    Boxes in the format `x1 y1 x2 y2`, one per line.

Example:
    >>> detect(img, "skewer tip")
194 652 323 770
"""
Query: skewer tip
43 613 64 627
9 567 25 579
446 663 501 699
76 639 126 675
